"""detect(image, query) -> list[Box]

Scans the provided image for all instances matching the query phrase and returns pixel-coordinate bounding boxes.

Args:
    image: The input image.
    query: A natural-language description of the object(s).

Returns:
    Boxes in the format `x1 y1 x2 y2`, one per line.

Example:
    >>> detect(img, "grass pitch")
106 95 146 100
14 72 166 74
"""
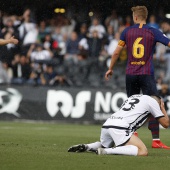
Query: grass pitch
0 121 170 170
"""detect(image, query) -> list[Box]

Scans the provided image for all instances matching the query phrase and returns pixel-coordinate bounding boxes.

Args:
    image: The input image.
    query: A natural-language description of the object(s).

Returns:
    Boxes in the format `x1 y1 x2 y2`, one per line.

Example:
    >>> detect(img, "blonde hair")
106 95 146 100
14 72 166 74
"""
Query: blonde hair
131 6 148 20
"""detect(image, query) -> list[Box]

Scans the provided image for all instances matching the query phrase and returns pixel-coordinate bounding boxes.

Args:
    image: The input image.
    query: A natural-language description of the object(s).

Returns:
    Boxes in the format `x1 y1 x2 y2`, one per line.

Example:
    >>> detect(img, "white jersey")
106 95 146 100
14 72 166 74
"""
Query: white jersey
103 95 164 132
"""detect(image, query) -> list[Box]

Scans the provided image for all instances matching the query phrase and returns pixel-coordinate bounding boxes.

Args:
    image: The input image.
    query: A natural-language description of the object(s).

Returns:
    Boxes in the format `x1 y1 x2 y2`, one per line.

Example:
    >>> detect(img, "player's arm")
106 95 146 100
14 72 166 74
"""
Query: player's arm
157 100 169 128
105 28 127 81
105 45 123 80
153 28 170 48
0 36 19 46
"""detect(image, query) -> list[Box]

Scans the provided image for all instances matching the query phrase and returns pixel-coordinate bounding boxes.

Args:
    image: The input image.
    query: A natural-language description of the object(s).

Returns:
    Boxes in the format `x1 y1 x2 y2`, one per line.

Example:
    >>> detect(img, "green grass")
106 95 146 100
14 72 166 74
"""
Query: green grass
0 121 170 170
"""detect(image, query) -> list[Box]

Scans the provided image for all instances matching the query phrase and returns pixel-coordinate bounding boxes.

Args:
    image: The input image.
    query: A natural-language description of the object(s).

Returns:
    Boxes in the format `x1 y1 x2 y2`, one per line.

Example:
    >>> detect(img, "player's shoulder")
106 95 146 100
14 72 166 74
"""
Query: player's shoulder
129 95 159 108
121 25 133 34
128 24 160 33
142 95 159 106
144 25 162 34
122 24 148 33
141 94 152 100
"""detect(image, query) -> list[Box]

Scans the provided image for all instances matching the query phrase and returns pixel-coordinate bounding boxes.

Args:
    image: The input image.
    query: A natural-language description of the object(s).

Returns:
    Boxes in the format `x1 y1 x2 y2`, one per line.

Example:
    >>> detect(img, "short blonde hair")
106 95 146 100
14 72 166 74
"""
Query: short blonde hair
131 6 148 20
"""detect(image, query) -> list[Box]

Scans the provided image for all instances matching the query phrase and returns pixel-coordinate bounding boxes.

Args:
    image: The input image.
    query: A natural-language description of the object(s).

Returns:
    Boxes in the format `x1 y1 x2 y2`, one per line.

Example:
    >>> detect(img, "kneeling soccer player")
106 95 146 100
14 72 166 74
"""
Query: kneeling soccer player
68 95 169 156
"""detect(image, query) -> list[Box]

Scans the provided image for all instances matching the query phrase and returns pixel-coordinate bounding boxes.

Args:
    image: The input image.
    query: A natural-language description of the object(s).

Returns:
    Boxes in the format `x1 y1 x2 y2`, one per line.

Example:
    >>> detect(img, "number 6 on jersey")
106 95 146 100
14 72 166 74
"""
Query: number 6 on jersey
132 37 144 58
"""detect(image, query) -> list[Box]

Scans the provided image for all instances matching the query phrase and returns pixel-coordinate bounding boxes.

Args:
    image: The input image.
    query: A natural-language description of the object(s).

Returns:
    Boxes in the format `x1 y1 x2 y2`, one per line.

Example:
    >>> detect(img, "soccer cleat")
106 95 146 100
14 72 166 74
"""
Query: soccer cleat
68 144 87 152
133 131 138 137
152 140 170 149
96 148 107 155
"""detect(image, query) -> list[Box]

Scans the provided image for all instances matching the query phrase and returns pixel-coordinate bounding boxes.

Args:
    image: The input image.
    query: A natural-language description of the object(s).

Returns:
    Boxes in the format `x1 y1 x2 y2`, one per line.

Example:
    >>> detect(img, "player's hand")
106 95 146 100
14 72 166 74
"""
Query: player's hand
105 69 113 81
9 36 19 45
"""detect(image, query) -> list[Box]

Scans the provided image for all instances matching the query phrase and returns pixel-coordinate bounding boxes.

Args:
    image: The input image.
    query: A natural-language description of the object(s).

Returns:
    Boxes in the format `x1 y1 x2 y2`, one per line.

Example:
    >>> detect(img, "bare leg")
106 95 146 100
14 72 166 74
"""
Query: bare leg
125 134 148 156
97 134 148 156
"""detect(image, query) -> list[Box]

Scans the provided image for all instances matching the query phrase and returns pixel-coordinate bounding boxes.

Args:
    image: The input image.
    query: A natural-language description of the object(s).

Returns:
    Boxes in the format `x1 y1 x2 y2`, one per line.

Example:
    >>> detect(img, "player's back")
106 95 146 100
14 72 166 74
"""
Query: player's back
103 94 163 130
104 94 164 129
104 95 150 127
123 24 157 75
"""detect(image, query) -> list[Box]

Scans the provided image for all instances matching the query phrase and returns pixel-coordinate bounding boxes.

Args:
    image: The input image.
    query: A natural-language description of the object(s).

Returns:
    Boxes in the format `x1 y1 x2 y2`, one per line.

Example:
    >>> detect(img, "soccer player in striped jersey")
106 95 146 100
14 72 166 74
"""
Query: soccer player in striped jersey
105 6 170 149
68 95 169 156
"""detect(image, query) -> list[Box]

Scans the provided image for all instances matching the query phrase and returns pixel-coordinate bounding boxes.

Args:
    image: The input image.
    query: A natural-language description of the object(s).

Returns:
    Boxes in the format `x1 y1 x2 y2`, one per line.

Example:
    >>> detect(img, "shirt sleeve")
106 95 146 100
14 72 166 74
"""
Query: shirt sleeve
118 28 127 47
152 28 170 46
148 97 164 119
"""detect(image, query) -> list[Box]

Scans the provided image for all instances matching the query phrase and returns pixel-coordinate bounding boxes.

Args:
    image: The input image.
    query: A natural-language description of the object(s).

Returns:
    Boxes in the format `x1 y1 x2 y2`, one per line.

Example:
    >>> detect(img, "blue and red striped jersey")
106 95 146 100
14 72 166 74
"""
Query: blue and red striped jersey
119 24 170 75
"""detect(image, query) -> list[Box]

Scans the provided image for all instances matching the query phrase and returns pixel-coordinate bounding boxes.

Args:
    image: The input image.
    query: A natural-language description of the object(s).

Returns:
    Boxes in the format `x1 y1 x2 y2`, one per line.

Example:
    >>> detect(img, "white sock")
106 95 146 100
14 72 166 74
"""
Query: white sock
104 145 138 156
86 141 101 151
153 139 160 141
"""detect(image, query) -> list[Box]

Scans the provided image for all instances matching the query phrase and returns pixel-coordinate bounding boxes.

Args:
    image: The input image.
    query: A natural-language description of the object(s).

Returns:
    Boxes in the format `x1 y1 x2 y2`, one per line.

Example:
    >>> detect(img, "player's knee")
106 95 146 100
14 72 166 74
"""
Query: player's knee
140 150 148 156
138 148 148 156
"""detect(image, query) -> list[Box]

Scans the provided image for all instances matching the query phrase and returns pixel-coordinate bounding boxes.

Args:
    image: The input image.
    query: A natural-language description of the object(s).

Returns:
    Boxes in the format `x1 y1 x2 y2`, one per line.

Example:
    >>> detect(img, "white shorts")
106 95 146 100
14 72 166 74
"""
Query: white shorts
100 127 133 147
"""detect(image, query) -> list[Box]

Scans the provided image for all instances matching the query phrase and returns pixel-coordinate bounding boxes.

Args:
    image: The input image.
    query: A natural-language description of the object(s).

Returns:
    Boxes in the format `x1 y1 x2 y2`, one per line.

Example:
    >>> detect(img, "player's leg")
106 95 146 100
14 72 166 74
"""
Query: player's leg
141 75 160 139
97 129 146 156
126 75 140 137
140 75 160 138
68 127 116 153
86 141 102 151
125 134 148 156
97 144 139 156
98 135 147 156
100 128 115 148
68 143 87 152
68 127 115 153
68 141 101 152
126 75 140 97
141 75 170 149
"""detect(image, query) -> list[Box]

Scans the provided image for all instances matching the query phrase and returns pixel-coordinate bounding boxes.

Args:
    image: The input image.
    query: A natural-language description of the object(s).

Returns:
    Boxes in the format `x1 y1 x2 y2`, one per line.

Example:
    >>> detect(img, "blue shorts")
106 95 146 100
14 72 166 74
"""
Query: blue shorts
126 75 158 97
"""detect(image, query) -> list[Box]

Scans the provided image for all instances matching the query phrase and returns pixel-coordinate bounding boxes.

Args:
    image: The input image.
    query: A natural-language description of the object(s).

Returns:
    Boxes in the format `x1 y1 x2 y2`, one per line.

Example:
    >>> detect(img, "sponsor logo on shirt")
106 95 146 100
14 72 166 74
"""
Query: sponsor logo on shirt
110 115 123 120
131 61 145 65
